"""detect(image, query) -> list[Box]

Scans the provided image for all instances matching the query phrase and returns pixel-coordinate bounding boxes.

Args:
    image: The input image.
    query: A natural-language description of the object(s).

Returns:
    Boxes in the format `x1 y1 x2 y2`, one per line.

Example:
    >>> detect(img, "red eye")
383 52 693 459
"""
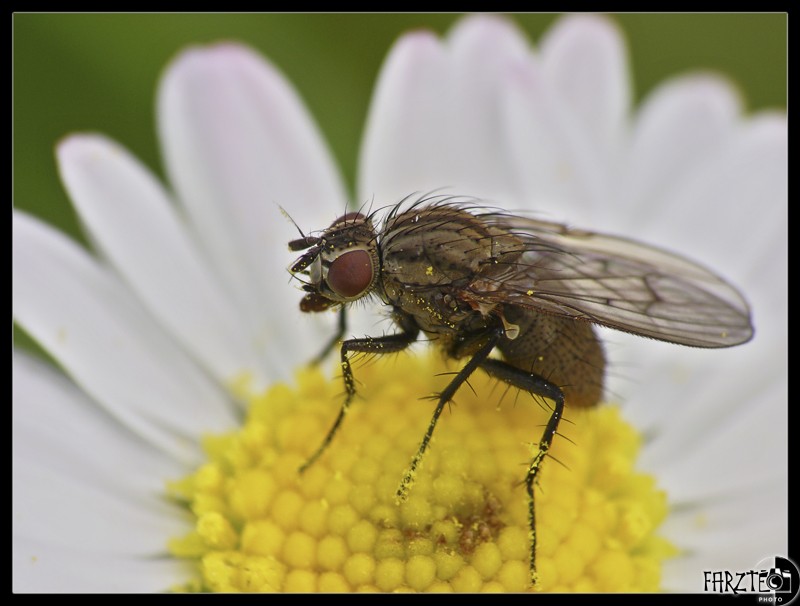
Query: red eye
327 250 374 298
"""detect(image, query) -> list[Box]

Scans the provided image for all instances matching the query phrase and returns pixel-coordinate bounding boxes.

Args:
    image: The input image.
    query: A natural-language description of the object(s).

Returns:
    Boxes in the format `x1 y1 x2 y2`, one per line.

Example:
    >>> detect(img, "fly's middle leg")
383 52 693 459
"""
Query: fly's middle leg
396 328 503 503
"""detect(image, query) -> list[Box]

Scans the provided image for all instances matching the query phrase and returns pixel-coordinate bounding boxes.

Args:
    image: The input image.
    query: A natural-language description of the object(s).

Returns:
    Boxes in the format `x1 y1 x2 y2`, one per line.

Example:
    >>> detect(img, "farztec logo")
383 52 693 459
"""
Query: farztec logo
704 556 798 604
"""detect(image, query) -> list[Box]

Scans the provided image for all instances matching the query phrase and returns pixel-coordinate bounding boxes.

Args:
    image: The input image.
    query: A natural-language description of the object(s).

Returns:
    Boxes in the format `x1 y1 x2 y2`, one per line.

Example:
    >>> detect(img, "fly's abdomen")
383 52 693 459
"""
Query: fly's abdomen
498 307 606 409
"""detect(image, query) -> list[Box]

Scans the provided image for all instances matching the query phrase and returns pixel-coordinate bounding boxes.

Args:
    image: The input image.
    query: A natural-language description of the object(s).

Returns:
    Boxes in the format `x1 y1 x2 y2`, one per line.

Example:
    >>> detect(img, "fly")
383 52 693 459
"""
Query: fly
287 194 754 585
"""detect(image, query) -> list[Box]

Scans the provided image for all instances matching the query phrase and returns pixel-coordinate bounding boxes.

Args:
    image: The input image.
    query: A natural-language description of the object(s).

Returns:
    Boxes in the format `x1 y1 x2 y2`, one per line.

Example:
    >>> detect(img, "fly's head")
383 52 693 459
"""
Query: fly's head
288 212 381 313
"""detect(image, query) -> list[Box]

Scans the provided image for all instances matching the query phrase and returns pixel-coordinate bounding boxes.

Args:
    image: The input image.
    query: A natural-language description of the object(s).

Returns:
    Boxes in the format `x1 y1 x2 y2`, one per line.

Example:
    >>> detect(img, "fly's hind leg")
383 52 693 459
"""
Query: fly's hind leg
479 357 565 587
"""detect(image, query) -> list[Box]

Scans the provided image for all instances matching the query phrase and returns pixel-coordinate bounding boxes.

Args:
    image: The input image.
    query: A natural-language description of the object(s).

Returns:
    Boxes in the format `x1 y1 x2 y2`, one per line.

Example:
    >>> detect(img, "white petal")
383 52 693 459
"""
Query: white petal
503 52 609 222
57 134 265 386
14 538 190 593
637 114 787 393
14 458 186 557
643 365 786 502
158 43 347 377
613 112 786 450
13 352 185 501
540 15 631 180
358 15 530 206
13 211 238 463
13 356 187 566
619 74 742 229
626 332 787 591
357 29 448 203
661 481 788 591
636 113 787 274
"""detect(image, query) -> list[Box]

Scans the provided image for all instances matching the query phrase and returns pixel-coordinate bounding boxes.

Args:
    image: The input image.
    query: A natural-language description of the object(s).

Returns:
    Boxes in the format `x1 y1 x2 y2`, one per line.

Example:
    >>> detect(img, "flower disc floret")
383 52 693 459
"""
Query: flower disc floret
168 352 674 592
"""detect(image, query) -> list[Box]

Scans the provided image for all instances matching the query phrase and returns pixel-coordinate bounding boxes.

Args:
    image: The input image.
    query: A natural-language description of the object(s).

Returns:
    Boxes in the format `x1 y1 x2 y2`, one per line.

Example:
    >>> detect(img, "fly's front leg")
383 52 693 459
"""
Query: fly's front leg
299 317 420 473
479 357 565 587
311 307 348 365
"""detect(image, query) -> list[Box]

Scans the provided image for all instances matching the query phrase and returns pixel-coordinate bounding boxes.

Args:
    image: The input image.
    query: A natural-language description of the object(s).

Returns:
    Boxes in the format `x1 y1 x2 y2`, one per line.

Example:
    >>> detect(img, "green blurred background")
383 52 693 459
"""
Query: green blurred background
13 13 786 354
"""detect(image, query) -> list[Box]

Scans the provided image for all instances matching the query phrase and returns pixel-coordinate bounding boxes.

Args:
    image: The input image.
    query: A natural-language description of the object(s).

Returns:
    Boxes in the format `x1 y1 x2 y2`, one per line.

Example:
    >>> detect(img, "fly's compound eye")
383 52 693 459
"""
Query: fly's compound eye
327 249 374 299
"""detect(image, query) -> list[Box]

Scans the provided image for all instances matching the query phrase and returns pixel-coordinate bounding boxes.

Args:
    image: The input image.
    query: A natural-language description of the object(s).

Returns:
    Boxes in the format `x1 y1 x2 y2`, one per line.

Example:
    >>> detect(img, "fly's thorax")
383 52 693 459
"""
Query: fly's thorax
376 204 526 350
380 205 525 289
381 278 490 342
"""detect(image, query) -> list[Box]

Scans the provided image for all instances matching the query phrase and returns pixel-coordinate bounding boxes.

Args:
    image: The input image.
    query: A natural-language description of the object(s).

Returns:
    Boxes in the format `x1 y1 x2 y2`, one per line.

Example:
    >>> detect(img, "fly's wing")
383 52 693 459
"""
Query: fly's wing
469 215 754 348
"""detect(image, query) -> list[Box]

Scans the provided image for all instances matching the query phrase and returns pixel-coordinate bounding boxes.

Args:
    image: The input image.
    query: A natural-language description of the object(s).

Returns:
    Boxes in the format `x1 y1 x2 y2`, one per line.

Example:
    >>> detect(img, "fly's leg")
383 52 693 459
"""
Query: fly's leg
396 328 503 503
479 357 565 587
299 320 420 474
311 307 348 365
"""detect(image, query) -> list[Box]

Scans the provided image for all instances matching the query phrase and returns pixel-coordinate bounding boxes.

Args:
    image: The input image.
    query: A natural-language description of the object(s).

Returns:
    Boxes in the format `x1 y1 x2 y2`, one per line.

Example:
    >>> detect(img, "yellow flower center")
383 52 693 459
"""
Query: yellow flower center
167 352 675 592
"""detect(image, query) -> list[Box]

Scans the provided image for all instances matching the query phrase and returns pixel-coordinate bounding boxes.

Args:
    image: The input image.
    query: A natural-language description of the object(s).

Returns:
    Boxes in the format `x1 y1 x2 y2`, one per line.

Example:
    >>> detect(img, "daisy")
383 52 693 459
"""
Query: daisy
13 14 786 593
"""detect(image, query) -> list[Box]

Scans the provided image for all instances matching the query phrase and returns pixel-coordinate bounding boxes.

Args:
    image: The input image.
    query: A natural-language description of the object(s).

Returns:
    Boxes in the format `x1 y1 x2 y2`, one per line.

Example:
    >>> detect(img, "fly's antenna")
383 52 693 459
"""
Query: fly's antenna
278 205 308 240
